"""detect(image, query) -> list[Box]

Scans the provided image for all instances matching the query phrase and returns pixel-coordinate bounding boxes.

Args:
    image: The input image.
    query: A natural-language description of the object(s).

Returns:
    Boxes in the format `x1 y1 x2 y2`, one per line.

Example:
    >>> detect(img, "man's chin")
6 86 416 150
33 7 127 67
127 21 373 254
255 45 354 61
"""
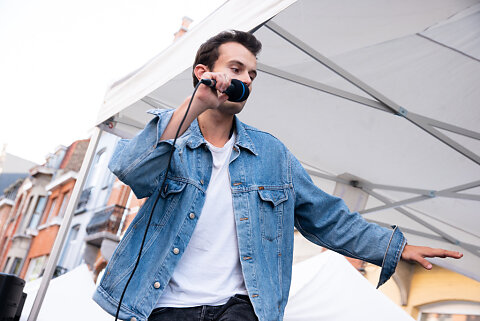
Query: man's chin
218 101 246 115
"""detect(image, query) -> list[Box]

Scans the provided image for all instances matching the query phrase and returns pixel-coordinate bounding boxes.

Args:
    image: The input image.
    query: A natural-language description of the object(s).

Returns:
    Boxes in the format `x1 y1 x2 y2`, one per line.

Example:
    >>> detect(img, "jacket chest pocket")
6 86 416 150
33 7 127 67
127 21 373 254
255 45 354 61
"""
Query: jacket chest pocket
154 178 187 228
257 188 288 242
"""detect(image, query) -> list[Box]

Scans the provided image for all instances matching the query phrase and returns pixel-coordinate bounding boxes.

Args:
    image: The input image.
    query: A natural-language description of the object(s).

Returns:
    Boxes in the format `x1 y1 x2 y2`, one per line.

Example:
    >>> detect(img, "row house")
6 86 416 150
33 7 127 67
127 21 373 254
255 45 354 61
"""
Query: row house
20 139 89 280
0 179 26 273
61 130 121 272
1 129 137 283
0 159 57 276
0 140 89 281
0 167 54 276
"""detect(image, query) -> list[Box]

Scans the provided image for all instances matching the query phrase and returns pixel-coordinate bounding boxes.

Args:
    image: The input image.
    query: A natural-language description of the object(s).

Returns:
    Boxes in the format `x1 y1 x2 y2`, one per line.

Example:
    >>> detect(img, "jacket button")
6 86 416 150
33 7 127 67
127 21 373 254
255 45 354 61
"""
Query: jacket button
189 213 195 219
154 281 160 289
173 248 180 255
200 179 204 185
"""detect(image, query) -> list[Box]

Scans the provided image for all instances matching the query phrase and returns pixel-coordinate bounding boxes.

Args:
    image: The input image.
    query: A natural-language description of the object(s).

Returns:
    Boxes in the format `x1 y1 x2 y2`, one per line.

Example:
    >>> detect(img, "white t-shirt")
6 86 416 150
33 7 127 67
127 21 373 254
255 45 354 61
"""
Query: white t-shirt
155 133 247 308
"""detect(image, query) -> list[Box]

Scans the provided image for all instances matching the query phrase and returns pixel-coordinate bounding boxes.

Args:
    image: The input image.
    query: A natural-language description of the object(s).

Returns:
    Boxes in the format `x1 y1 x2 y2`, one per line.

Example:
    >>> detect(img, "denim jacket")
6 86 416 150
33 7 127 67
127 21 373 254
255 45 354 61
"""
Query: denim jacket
93 108 406 321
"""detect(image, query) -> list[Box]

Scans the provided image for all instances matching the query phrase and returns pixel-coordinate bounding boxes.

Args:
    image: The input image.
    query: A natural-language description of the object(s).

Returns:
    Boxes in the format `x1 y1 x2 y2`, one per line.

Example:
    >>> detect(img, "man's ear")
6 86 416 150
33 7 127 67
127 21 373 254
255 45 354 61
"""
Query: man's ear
194 64 209 81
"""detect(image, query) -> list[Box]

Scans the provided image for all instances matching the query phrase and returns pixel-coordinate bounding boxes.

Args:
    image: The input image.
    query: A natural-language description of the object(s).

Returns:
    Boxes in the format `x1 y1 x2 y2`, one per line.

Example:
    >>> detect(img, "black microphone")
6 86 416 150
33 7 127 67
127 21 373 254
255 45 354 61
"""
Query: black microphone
200 78 250 102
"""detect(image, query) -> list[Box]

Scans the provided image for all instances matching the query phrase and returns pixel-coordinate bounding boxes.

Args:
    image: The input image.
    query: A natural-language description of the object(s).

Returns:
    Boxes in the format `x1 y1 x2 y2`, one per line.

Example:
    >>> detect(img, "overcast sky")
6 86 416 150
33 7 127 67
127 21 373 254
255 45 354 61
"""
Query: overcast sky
0 0 225 164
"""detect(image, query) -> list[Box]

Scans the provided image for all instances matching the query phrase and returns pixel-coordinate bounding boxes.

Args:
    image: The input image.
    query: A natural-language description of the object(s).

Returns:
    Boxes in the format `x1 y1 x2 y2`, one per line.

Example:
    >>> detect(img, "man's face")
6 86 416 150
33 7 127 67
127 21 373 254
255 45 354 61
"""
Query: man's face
210 42 257 115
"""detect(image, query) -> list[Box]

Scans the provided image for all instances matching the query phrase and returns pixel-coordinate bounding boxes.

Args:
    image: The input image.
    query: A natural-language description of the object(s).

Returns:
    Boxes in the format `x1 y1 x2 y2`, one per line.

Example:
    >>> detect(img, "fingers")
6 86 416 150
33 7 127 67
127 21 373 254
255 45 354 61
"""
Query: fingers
401 245 463 271
422 248 463 259
415 256 433 270
202 72 231 93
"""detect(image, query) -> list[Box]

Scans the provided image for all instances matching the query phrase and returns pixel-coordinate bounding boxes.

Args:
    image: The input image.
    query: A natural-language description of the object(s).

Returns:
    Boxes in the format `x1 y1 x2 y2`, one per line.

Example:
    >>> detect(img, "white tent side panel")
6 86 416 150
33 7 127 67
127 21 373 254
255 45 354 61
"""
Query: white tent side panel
284 251 414 321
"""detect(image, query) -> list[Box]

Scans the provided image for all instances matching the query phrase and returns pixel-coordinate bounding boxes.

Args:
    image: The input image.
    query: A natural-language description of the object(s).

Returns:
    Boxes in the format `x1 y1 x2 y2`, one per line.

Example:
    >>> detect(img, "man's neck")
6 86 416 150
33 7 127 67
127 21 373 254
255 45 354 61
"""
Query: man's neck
198 109 235 148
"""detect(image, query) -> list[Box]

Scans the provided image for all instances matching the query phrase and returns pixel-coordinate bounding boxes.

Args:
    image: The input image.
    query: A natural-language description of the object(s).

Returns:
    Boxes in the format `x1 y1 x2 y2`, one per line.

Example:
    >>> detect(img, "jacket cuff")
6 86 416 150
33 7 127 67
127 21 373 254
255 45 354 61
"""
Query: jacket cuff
377 225 407 288
93 285 145 321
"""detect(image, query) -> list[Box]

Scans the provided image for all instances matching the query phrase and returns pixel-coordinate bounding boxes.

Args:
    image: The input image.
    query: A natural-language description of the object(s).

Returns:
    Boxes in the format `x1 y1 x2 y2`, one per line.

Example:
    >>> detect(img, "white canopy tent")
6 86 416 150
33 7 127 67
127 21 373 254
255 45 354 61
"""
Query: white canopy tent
21 265 112 321
20 254 413 321
284 251 414 320
28 0 480 319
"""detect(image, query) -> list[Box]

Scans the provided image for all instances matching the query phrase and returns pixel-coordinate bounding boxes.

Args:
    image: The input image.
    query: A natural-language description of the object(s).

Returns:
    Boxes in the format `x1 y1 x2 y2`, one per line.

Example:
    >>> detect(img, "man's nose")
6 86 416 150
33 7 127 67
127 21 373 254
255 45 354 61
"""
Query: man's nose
238 71 252 87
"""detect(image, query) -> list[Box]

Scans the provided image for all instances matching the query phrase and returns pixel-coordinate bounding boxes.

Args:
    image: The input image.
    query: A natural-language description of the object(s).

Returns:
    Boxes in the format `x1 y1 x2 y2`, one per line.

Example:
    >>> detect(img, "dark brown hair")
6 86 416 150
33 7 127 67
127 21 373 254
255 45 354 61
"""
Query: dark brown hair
192 30 262 86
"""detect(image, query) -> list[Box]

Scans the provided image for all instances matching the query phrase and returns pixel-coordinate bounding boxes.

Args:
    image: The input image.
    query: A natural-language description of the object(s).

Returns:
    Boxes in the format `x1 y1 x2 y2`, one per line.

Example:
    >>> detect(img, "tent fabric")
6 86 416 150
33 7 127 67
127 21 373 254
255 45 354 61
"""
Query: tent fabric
19 255 412 320
20 264 112 321
95 0 480 283
96 0 297 126
284 251 414 321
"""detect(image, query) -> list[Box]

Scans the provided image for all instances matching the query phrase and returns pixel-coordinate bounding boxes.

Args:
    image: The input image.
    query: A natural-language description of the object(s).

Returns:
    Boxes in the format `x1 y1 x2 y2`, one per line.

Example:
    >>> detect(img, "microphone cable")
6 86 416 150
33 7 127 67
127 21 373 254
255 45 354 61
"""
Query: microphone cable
114 81 202 321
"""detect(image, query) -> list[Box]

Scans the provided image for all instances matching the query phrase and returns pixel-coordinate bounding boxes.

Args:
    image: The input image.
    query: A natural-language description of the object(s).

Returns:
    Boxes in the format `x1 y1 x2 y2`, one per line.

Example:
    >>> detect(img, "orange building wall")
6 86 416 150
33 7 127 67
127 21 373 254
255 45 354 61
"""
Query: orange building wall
0 203 13 237
0 192 30 270
20 178 75 278
121 195 146 235
106 180 130 208
0 203 13 256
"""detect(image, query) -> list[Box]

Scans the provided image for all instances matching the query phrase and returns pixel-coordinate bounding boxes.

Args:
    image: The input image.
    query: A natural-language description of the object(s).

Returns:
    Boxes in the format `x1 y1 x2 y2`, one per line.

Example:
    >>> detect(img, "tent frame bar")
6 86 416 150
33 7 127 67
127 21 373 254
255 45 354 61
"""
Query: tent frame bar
367 218 480 256
363 186 480 257
304 167 480 256
305 166 480 203
360 181 480 214
264 21 480 166
257 62 480 142
416 33 480 64
257 63 392 113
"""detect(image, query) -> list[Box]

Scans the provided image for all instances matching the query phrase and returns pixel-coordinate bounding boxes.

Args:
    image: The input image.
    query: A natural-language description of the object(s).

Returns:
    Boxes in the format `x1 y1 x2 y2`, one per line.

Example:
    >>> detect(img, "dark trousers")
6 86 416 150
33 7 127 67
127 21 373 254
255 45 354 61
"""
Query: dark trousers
148 294 258 321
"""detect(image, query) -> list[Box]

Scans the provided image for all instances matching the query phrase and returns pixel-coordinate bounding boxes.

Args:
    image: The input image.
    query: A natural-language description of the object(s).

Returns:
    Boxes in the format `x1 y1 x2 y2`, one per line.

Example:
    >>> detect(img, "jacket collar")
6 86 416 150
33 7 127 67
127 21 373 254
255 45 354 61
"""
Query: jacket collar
186 116 257 156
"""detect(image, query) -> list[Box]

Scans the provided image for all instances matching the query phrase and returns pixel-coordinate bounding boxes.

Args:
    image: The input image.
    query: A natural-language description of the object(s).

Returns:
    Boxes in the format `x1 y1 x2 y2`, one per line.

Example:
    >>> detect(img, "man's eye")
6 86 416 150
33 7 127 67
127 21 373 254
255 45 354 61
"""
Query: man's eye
232 68 239 73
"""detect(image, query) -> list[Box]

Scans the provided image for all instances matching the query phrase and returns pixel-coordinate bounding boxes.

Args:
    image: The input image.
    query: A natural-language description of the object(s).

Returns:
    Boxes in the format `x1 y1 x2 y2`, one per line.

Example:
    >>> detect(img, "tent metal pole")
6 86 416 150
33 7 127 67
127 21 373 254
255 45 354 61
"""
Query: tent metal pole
265 21 480 166
259 62 480 146
27 126 102 321
304 169 480 255
413 113 480 140
304 167 480 203
360 183 434 197
366 218 480 254
304 168 350 185
361 180 480 214
416 33 480 63
361 195 431 214
360 181 480 201
363 187 466 248
435 191 480 201
257 63 392 113
141 96 174 110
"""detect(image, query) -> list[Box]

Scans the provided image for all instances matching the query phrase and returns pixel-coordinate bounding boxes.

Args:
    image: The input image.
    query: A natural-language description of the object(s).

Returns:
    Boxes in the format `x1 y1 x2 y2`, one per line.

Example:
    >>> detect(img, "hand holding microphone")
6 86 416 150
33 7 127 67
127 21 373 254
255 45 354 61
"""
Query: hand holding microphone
200 78 249 102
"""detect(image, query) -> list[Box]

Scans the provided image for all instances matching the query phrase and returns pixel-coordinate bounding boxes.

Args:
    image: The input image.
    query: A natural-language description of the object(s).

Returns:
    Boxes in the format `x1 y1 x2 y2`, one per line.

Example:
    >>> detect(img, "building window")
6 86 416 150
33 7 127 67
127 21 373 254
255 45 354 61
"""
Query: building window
420 313 480 320
58 224 80 268
45 197 57 223
23 195 34 216
28 196 47 229
86 148 107 189
9 257 22 275
58 193 71 218
419 301 480 321
3 257 10 272
24 255 48 282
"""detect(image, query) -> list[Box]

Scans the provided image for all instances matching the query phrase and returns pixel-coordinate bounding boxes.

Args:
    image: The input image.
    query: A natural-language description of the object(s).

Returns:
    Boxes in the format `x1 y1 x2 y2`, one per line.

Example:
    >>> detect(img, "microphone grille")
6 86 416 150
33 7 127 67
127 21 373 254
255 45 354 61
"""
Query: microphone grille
225 79 249 102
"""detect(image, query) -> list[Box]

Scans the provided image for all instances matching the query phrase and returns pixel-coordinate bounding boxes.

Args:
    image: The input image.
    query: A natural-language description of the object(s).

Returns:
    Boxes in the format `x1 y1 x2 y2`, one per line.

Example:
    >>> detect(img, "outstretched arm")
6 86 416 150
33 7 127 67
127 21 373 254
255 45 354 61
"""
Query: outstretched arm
401 244 463 269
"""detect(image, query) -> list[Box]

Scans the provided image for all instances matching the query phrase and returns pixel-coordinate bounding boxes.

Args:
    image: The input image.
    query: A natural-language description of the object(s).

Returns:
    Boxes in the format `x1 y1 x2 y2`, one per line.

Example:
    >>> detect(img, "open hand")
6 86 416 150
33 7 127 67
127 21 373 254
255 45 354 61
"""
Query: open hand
401 244 463 269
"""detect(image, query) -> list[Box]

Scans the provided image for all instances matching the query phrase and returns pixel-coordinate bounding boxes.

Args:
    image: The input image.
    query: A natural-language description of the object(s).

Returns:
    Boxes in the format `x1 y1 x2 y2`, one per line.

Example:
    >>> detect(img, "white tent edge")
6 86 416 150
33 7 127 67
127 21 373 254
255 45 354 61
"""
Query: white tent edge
96 0 297 126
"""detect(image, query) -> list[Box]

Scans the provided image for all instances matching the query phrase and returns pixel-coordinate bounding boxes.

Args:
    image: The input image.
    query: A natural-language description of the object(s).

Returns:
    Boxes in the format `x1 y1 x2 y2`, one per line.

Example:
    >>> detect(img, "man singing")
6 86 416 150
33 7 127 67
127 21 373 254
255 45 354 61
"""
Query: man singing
93 30 462 321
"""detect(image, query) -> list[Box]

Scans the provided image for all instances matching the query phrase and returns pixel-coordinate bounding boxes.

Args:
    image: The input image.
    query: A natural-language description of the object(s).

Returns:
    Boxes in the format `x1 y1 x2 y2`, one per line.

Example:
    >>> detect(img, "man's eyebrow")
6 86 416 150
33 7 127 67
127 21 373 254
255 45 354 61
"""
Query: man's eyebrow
229 60 257 77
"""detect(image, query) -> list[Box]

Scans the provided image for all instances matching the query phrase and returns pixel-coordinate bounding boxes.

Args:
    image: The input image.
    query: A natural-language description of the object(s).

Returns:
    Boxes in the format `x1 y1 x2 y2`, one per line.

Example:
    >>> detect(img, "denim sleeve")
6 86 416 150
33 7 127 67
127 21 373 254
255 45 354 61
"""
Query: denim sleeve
108 109 177 199
289 152 407 287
